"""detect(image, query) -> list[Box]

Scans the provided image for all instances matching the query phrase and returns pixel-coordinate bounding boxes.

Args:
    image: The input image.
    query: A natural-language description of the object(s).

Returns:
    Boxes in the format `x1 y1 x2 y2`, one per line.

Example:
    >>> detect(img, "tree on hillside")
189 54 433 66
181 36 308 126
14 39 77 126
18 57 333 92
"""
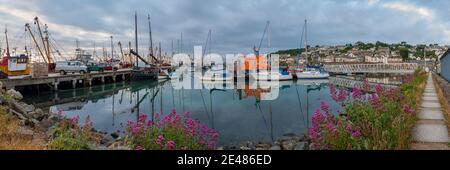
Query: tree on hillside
399 47 409 61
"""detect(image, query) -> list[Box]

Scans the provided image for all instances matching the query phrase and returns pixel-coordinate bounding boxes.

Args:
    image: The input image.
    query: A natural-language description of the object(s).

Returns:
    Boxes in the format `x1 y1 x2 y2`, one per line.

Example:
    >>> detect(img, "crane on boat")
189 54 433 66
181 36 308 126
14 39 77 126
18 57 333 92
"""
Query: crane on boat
253 21 270 73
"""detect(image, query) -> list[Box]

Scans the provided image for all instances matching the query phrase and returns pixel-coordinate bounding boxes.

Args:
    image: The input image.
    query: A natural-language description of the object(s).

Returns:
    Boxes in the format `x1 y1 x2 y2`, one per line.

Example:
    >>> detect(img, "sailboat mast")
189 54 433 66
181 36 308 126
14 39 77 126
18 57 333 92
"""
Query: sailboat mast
5 28 10 56
304 19 308 64
148 14 153 58
159 42 162 63
134 12 138 67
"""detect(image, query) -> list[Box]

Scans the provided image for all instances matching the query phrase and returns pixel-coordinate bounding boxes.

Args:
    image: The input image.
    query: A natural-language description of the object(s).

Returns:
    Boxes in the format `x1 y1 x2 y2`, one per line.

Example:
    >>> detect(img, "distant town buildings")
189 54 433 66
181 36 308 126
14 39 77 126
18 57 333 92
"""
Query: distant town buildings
275 42 449 65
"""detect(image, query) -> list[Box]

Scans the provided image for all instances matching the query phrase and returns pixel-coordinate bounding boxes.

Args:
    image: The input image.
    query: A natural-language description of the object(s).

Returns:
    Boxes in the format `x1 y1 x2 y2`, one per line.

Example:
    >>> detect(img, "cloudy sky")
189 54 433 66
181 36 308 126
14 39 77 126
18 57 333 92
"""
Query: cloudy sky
1 0 450 57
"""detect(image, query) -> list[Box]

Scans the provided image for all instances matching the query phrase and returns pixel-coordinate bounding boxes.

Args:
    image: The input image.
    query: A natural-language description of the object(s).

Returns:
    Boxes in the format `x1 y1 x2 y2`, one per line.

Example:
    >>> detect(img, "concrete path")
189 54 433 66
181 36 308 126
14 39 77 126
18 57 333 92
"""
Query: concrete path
411 73 450 150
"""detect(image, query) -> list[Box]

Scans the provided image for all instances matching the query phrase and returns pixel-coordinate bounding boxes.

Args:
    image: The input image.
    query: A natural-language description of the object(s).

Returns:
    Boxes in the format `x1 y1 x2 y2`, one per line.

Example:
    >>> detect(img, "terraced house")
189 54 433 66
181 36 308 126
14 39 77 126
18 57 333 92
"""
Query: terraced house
440 49 450 82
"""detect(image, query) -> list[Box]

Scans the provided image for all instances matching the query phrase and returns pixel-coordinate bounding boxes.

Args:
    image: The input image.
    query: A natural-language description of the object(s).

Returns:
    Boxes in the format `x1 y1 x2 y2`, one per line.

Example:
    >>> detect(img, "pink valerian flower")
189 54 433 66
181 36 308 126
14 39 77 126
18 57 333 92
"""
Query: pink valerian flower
84 115 93 128
345 123 353 133
155 135 165 145
329 84 338 101
320 101 330 114
402 104 415 114
166 140 176 150
146 120 153 127
207 140 217 150
69 115 80 125
56 110 63 119
183 112 191 118
352 87 362 100
326 121 337 133
135 145 143 150
138 113 148 124
352 130 362 139
363 79 370 91
369 93 384 111
337 89 349 102
375 83 384 95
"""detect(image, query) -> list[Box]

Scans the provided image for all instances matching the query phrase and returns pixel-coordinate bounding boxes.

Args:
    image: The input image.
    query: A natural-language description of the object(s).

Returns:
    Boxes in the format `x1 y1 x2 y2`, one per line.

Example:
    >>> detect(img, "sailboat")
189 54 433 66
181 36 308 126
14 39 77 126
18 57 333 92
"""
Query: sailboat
295 20 329 79
250 21 293 81
200 64 233 81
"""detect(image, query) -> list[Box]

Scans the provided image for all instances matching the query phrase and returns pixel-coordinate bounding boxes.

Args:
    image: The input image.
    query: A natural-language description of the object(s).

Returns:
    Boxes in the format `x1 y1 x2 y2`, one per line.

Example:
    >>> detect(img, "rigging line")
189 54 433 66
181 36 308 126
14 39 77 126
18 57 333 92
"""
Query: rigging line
257 103 270 133
48 33 70 60
199 89 211 122
295 82 306 126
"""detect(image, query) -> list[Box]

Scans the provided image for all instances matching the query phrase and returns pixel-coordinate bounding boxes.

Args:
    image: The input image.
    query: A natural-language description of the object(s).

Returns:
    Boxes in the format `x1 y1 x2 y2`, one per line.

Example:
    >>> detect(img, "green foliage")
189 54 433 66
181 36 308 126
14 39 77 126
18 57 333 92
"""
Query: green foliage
273 48 304 56
48 115 93 150
309 70 427 150
399 47 409 61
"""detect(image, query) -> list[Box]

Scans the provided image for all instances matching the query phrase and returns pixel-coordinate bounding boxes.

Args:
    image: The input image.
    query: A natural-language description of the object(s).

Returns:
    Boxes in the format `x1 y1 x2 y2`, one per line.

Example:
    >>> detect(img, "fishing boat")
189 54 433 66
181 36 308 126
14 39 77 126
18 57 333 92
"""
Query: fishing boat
0 29 31 79
251 69 293 81
296 66 329 79
200 65 233 81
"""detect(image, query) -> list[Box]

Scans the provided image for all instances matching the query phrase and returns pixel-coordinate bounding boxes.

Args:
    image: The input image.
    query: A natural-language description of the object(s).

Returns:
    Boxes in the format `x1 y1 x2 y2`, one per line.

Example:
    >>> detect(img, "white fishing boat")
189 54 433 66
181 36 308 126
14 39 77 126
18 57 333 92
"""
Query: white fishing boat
251 69 293 81
200 66 233 81
296 68 329 79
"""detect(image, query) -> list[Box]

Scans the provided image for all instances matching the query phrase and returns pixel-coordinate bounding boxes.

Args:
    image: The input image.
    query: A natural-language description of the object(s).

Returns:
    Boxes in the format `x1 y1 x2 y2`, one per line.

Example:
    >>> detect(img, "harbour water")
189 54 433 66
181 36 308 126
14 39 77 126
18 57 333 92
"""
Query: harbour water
21 74 402 146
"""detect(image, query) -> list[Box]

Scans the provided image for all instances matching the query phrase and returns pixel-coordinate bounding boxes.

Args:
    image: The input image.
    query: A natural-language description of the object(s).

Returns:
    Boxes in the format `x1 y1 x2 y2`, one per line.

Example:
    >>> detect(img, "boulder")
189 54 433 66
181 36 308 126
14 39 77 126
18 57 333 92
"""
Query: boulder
255 143 271 149
38 119 54 129
110 132 119 139
16 127 34 136
294 142 308 150
239 146 251 150
269 145 281 150
101 134 115 145
24 104 35 113
280 140 296 150
6 89 23 100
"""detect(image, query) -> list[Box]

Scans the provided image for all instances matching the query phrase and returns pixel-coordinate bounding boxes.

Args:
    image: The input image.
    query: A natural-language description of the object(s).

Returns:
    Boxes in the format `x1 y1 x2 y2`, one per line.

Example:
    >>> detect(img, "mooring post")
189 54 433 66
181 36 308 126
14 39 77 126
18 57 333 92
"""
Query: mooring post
72 79 77 89
101 76 105 83
53 81 59 91
88 79 93 86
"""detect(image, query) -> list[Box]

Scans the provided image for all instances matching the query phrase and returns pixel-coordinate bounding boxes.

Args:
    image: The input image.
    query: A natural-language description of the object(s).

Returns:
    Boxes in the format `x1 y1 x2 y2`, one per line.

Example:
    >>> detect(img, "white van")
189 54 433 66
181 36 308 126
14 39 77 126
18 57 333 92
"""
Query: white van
55 61 88 75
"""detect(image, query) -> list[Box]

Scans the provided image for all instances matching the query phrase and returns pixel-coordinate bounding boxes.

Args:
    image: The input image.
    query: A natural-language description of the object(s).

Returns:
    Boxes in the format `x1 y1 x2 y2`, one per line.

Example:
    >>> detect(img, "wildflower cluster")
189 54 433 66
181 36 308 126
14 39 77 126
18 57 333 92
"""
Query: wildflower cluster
310 69 426 150
126 109 219 150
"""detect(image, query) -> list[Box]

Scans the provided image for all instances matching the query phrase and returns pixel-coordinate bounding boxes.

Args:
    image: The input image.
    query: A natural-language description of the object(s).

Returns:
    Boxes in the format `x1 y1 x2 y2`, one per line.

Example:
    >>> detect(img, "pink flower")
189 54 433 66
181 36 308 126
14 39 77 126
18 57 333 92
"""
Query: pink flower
146 120 153 127
352 130 362 139
352 87 362 100
155 135 165 145
56 110 63 119
345 123 352 133
403 104 415 114
69 115 80 125
326 121 337 133
138 113 148 123
337 89 349 102
166 140 176 150
135 145 143 150
320 101 330 114
375 83 384 95
363 79 370 91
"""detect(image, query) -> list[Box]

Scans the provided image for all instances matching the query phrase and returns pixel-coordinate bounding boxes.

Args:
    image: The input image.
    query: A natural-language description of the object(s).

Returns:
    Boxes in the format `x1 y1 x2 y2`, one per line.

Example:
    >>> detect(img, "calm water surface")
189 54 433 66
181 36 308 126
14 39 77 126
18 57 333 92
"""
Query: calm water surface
23 74 399 145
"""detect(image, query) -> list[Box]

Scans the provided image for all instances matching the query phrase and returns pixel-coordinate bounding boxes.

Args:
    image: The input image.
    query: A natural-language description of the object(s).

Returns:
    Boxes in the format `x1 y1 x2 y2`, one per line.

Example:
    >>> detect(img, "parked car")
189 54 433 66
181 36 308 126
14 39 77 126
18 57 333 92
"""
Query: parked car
86 62 104 73
55 61 88 75
100 63 118 71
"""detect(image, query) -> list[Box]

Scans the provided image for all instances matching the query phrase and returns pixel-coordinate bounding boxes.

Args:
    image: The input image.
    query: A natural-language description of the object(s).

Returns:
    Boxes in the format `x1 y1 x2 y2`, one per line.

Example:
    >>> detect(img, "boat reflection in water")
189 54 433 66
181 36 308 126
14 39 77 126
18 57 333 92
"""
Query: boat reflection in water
24 73 338 145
